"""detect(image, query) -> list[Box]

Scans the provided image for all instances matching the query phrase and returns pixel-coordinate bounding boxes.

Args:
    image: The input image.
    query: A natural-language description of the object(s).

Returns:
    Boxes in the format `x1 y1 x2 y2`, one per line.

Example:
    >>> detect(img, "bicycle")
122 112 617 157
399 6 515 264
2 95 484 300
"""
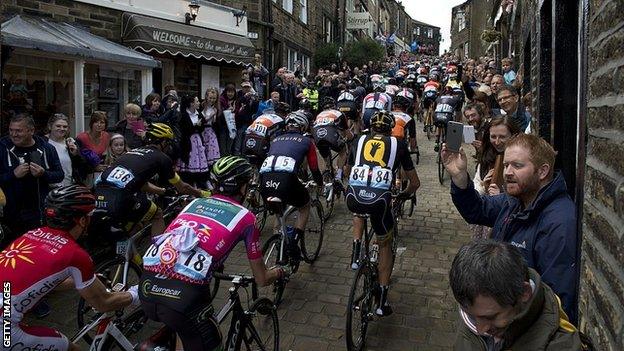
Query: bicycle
76 195 221 341
320 150 346 221
423 103 435 141
243 164 268 231
212 272 279 350
435 118 449 185
261 180 325 305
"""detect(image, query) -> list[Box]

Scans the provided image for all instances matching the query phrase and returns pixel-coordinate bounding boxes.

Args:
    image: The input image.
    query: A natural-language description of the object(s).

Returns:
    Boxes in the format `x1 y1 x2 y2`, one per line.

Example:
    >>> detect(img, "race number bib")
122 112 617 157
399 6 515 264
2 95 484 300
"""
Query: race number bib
251 123 268 137
370 166 392 190
260 155 297 173
143 242 212 281
435 103 454 113
106 166 135 188
365 99 386 110
349 165 370 187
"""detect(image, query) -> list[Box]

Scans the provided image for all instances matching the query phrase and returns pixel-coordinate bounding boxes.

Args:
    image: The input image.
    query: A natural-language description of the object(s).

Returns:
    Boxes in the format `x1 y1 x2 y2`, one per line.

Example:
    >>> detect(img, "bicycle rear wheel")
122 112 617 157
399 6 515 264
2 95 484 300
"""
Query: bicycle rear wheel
301 200 325 263
346 263 376 351
437 133 446 185
241 297 279 351
261 234 286 305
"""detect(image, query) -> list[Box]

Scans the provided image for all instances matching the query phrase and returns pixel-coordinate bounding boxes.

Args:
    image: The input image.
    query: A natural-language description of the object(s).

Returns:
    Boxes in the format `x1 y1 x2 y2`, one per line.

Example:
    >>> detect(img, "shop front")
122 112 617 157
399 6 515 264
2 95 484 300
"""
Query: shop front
1 15 158 134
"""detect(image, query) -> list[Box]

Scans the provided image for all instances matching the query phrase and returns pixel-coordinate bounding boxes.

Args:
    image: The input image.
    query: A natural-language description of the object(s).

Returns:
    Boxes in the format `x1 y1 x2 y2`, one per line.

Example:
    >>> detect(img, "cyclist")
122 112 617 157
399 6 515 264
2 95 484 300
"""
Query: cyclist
362 80 392 131
139 156 289 351
1 185 139 351
243 111 285 167
94 123 208 237
259 111 324 262
433 85 464 152
336 88 359 123
391 89 418 153
312 97 353 182
345 110 420 316
421 73 441 131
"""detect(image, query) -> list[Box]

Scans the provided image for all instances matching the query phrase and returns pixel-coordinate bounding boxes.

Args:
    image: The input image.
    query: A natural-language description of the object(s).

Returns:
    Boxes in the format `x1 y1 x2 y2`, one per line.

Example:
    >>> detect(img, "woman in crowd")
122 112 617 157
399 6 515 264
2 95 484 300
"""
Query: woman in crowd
76 110 110 158
218 83 239 155
176 94 211 188
201 87 221 166
142 92 162 123
46 114 89 187
110 103 145 149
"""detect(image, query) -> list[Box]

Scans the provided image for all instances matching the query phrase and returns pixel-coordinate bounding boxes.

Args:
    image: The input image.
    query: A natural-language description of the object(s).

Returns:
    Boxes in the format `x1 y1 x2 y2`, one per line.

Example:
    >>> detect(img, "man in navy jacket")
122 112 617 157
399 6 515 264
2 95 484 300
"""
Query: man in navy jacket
442 133 579 324
0 114 64 243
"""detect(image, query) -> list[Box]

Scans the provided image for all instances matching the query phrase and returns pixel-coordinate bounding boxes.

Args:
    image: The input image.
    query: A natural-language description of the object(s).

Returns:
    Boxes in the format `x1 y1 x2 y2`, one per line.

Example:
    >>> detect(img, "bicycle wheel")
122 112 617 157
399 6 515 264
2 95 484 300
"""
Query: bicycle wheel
99 308 149 351
321 170 335 221
301 200 325 263
261 234 286 305
240 297 279 351
77 257 142 343
437 134 446 185
346 263 376 351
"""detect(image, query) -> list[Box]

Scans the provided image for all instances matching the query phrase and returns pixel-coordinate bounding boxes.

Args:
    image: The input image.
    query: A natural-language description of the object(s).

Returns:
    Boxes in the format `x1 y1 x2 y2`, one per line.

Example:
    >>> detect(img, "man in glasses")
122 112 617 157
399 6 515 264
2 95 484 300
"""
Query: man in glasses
497 85 531 133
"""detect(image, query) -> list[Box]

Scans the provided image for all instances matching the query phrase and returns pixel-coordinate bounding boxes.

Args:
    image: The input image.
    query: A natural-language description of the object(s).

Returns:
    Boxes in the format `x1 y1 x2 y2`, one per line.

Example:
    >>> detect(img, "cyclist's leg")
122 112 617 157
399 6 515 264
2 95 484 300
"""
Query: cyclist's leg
345 187 368 269
292 180 311 232
126 193 161 236
12 324 71 351
335 134 348 181
369 194 395 316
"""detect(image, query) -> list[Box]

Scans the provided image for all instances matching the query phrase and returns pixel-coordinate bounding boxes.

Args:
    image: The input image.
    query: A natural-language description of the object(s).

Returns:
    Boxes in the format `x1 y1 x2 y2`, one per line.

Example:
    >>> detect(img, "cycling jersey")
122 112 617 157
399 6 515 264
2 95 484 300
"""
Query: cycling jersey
312 109 348 158
97 146 179 193
362 93 393 129
313 109 348 130
1 227 96 350
391 111 416 140
337 92 359 120
385 85 400 96
434 94 463 127
246 113 284 139
423 81 440 93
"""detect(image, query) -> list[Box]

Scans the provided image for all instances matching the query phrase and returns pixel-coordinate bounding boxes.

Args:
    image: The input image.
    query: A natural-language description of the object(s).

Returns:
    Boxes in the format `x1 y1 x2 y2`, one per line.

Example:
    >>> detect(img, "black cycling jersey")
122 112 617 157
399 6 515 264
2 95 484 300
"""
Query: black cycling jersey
435 94 463 113
347 134 414 172
97 146 178 193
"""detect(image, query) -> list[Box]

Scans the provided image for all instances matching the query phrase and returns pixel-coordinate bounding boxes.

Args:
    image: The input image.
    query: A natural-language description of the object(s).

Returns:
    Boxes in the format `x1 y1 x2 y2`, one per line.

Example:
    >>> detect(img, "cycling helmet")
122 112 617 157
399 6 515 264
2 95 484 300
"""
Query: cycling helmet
145 123 175 143
299 98 311 111
396 88 415 102
372 81 385 92
338 91 355 102
370 110 395 134
45 185 95 229
285 110 309 132
321 96 336 109
274 102 291 116
210 156 254 194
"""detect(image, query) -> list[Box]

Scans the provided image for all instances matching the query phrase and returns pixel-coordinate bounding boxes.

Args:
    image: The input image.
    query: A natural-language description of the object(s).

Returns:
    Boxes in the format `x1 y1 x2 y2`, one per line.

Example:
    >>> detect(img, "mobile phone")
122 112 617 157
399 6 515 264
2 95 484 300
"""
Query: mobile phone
446 121 464 153
29 150 43 166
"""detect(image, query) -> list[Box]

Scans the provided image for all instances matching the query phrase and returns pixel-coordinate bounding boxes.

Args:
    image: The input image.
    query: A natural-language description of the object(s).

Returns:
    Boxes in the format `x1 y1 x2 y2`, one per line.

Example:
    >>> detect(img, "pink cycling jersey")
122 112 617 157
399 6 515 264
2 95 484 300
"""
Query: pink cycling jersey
143 194 262 285
0 227 96 324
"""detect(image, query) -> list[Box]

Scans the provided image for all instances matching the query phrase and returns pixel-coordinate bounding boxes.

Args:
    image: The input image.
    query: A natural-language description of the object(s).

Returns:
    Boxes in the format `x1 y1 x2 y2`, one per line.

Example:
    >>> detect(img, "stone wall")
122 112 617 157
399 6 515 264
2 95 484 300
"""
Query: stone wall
580 0 624 349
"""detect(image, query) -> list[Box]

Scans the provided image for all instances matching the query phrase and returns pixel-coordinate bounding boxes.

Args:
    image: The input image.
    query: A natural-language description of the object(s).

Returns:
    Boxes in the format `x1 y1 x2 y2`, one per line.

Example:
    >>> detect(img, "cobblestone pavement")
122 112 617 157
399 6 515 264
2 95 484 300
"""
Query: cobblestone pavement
26 120 475 350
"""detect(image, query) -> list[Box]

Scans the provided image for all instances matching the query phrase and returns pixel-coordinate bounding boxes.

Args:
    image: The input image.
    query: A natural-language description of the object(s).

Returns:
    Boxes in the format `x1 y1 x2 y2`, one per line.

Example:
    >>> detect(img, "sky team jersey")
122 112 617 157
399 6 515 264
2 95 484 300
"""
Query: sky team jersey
246 113 284 138
261 131 320 175
143 195 262 285
314 109 348 130
362 92 392 112
97 146 177 192
391 111 416 140
0 227 96 323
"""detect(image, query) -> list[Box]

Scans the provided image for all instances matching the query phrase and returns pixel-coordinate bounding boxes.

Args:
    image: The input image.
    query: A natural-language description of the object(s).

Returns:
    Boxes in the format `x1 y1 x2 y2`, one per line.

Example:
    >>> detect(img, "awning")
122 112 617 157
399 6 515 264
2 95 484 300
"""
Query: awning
122 13 254 66
1 15 159 68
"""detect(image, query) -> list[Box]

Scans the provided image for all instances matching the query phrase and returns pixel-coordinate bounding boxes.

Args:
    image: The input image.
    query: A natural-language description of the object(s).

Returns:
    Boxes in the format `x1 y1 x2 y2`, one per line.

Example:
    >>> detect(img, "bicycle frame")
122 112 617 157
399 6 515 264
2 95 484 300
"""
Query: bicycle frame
71 311 135 351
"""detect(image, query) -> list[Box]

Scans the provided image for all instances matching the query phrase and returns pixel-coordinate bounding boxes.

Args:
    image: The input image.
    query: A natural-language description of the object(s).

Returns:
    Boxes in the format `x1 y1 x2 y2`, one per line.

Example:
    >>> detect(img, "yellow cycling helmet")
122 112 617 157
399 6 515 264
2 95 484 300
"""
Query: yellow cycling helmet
145 123 175 142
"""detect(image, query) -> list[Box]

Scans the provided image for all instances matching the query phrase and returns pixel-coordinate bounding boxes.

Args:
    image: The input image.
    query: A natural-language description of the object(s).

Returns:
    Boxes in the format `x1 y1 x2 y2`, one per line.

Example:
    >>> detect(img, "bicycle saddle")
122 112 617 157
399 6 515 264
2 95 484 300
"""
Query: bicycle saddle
266 196 286 216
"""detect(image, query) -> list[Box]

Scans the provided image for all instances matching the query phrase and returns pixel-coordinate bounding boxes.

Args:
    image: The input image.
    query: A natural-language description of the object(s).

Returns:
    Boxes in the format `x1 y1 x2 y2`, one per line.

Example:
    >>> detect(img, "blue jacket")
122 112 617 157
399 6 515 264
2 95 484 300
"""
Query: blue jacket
451 171 579 323
0 135 64 221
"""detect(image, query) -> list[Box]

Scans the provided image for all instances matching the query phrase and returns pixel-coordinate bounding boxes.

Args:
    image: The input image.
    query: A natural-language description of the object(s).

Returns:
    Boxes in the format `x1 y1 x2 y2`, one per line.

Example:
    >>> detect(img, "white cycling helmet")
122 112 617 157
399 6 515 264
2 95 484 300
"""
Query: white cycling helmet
285 111 309 132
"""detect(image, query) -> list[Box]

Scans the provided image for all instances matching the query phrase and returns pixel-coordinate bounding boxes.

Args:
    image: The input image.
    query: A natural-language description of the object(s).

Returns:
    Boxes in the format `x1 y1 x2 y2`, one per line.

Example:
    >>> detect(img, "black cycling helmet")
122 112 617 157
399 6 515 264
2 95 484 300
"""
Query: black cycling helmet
274 102 291 116
210 156 254 195
145 123 175 144
370 110 395 134
45 185 95 229
321 96 336 109
394 95 412 110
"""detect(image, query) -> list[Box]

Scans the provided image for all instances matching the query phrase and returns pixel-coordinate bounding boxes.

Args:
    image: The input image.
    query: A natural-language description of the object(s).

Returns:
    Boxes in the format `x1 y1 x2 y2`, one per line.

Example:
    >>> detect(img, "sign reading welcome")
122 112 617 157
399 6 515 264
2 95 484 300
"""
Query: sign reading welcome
151 29 251 57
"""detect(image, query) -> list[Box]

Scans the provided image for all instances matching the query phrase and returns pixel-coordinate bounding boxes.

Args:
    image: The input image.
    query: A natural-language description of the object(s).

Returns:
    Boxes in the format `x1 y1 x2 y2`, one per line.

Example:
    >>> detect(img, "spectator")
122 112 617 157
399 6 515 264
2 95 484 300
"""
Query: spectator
110 103 146 149
76 111 111 158
257 91 280 116
142 92 162 123
442 133 579 323
497 85 531 133
0 114 64 239
271 67 286 91
233 82 259 155
218 83 239 155
449 240 584 350
463 103 489 160
276 72 302 110
489 74 504 110
45 114 90 187
94 133 129 181
177 94 212 188
250 53 269 99
201 87 221 166
502 57 517 85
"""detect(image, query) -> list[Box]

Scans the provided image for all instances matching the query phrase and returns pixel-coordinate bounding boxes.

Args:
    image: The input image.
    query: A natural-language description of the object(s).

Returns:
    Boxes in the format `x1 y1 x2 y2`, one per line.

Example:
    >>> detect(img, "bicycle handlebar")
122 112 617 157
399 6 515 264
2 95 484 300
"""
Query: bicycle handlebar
212 272 259 300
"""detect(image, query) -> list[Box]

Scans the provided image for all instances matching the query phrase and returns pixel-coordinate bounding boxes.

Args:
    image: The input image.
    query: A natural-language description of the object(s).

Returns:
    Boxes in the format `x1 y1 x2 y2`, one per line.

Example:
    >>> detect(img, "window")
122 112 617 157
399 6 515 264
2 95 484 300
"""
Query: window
415 27 420 36
300 0 307 23
283 0 293 13
464 42 470 58
458 12 466 31
427 28 433 38
287 48 298 72
324 16 332 43
301 55 310 76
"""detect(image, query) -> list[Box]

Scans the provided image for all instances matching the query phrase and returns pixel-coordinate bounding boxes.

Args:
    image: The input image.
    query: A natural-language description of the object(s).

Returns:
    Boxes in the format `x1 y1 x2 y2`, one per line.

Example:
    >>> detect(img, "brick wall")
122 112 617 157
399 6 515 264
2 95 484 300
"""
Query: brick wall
1 0 122 41
580 0 624 349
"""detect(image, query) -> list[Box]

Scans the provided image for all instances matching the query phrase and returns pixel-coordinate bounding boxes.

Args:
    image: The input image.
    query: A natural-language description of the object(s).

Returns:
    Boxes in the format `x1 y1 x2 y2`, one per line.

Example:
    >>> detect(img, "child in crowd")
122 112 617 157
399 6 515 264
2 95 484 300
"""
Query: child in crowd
502 57 517 85
94 133 128 182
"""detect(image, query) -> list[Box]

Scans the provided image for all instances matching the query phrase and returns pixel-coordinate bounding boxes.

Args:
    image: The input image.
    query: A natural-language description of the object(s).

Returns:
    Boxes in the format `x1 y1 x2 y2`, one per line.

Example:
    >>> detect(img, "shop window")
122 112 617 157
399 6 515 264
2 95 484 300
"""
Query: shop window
2 53 74 134
84 63 142 127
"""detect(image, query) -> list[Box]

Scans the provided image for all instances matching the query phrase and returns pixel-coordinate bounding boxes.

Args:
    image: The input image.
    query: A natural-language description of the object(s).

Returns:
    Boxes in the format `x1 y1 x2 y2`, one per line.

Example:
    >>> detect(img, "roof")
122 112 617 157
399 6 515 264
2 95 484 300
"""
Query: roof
411 19 440 29
1 15 159 68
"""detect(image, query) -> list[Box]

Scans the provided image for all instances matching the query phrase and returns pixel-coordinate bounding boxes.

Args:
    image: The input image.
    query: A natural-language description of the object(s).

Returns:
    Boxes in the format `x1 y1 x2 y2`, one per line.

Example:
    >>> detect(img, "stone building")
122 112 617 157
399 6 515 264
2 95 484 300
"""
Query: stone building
411 20 441 56
486 0 624 349
450 0 496 59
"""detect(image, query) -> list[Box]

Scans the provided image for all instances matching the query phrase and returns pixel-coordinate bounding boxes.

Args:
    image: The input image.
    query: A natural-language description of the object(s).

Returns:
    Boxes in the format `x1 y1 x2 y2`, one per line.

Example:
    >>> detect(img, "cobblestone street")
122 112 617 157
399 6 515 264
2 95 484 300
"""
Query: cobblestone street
28 121 474 351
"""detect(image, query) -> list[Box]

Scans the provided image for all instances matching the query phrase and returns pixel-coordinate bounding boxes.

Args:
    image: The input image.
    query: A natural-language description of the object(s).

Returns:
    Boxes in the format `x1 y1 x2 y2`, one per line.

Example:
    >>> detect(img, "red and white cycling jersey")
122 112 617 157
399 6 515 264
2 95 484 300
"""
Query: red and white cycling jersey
0 227 96 324
423 81 440 92
362 92 392 112
142 195 262 285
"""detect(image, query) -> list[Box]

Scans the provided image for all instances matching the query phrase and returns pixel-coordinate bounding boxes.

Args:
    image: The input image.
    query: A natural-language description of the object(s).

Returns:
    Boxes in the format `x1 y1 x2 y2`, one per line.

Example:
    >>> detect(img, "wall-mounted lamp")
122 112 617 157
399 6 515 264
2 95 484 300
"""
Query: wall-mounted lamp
233 6 247 27
185 0 200 25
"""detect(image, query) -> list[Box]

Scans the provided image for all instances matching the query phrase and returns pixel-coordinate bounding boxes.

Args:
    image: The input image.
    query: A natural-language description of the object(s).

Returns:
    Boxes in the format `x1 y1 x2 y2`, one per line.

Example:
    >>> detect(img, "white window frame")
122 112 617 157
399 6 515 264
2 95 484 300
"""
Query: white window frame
458 13 466 31
301 55 310 76
427 28 433 38
324 17 332 43
283 0 293 13
299 0 307 23
415 27 420 36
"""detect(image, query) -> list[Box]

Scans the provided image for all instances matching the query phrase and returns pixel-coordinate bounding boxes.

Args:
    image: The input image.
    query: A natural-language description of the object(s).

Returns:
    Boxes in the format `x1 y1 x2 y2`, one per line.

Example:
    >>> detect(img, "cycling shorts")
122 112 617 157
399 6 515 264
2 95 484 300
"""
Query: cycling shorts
94 186 157 233
8 324 69 351
422 92 438 109
362 108 382 130
259 172 310 208
312 125 345 158
345 185 394 243
243 134 269 166
434 112 453 128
